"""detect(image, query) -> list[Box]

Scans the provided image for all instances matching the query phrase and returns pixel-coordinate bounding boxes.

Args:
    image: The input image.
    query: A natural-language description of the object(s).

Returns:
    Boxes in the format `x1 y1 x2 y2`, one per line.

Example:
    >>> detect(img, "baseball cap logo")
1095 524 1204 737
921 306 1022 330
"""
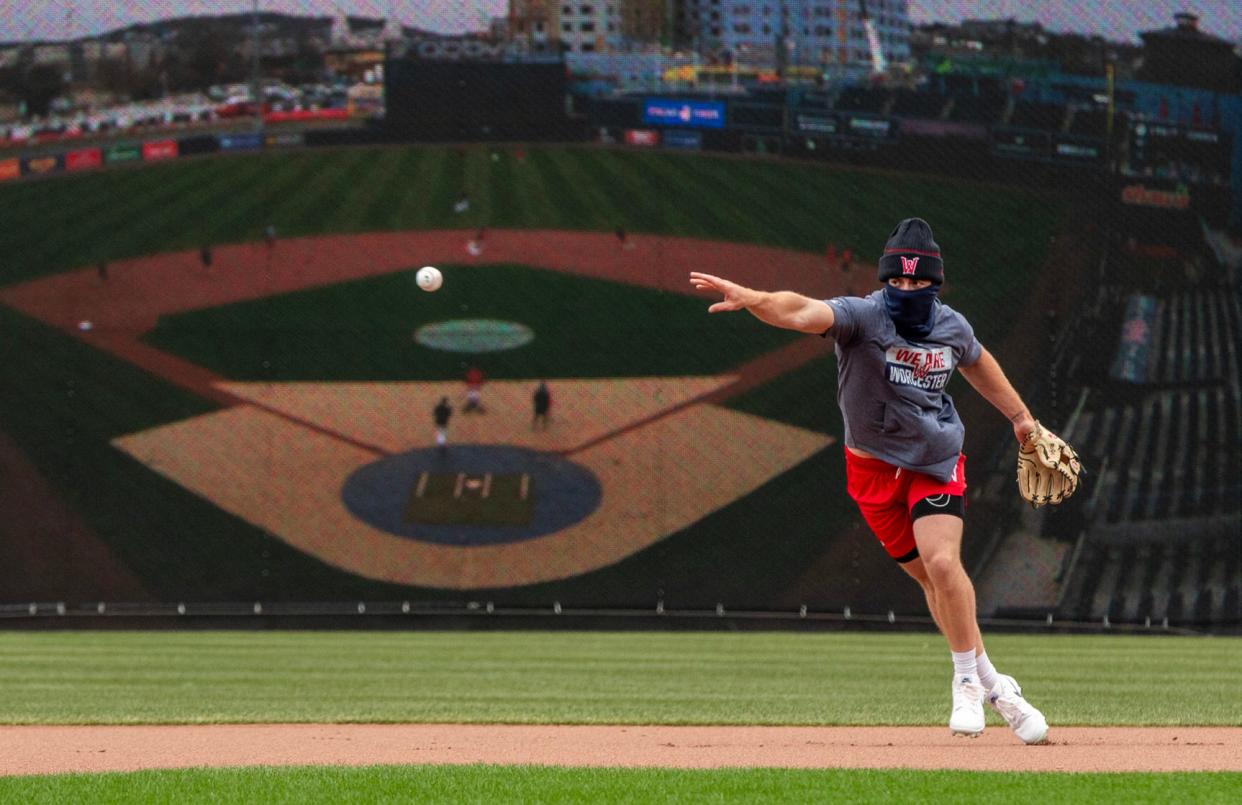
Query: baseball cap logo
900 256 920 275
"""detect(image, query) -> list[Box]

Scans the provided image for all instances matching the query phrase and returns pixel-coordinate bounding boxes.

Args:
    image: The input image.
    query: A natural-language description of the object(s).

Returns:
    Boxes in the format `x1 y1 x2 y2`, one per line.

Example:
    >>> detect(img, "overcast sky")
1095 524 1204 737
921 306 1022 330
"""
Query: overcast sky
1 1 1239 44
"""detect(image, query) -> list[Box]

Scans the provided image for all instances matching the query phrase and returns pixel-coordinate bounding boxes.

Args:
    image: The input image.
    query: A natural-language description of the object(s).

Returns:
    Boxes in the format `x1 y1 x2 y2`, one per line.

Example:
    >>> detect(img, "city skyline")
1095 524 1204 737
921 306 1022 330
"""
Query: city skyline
1 1 1240 45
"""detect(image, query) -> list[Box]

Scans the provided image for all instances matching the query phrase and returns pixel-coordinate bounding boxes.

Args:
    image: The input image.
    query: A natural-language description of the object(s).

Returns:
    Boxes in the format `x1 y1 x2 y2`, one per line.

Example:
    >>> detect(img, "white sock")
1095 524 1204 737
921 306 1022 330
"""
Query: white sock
975 651 1000 691
951 649 977 680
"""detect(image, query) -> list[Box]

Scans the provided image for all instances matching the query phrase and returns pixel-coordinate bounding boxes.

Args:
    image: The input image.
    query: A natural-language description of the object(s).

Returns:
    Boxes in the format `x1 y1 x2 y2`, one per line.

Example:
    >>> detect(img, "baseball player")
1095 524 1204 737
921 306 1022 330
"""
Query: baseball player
433 396 453 454
691 218 1076 744
532 380 551 430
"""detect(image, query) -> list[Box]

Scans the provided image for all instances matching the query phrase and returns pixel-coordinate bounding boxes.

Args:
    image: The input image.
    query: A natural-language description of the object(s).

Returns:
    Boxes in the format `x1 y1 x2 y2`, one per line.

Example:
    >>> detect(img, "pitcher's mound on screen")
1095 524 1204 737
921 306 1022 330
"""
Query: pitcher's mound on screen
341 445 602 546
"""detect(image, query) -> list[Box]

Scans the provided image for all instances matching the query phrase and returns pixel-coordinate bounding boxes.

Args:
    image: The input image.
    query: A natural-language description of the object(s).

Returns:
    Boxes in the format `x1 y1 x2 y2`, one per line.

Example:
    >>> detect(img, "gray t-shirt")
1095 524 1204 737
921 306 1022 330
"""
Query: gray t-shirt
825 290 983 482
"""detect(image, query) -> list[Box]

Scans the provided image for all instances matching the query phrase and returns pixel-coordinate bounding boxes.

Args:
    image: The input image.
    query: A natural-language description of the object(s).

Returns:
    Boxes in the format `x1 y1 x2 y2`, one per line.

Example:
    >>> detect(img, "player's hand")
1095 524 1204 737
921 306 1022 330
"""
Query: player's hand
689 272 755 313
1011 411 1037 444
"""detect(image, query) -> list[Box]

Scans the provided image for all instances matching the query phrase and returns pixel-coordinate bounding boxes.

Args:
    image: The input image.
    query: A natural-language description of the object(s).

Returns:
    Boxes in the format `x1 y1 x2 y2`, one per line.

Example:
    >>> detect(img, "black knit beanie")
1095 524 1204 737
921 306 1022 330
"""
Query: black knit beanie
877 218 944 285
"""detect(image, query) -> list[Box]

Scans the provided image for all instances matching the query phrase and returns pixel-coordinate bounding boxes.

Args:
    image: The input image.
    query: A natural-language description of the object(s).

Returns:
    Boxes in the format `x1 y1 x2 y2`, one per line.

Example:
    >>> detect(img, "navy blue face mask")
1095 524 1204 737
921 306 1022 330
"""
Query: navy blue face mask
883 284 940 340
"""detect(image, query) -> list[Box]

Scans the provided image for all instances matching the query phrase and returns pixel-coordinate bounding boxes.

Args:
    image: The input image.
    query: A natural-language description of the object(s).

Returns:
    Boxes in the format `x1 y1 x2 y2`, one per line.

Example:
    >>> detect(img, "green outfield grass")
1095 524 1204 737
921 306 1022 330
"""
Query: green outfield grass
1 632 1238 726
141 263 795 381
3 765 1240 805
0 145 1063 608
0 146 1064 345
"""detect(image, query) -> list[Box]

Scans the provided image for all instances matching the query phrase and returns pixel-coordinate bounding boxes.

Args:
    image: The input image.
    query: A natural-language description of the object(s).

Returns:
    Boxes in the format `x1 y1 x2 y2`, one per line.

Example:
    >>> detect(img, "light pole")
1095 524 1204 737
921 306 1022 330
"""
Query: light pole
251 0 264 135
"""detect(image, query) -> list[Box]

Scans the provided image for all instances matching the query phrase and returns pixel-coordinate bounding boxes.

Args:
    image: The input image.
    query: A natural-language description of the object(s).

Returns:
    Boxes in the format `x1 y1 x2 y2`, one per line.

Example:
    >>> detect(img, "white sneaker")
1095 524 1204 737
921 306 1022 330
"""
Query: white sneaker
949 674 986 737
988 673 1049 744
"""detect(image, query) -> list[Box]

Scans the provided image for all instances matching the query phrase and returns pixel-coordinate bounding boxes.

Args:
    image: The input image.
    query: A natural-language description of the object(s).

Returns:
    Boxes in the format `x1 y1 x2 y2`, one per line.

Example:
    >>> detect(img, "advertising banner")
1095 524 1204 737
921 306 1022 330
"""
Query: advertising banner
142 139 179 161
846 116 894 138
0 157 20 182
662 129 703 151
1052 136 1104 163
105 143 142 164
623 129 660 147
65 147 103 171
218 132 263 152
265 131 306 148
642 98 725 129
1120 183 1191 210
795 113 839 135
21 154 63 176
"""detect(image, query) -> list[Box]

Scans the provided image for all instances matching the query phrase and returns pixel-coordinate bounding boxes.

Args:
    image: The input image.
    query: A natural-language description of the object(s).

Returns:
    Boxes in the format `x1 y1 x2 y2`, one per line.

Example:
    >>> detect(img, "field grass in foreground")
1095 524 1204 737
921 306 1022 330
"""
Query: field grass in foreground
0 632 1238 726
3 765 1240 804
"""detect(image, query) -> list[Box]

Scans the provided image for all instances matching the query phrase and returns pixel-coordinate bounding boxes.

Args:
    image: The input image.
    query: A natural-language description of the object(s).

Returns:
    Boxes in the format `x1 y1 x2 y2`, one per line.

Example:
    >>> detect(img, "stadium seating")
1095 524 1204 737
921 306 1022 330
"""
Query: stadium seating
1046 218 1240 627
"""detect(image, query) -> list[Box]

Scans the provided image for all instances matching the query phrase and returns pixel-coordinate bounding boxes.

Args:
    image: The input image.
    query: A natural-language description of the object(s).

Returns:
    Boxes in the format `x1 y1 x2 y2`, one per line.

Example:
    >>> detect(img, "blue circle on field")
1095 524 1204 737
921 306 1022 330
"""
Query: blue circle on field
341 445 602 546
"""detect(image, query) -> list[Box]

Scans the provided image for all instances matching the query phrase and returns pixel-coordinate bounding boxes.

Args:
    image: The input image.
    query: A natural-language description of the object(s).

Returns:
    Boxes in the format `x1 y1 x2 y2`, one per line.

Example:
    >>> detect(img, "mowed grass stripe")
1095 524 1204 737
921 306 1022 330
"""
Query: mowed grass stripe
649 151 763 242
360 146 425 230
702 157 820 246
2 161 168 236
425 145 468 229
129 153 291 253
389 144 450 227
572 148 665 233
483 146 522 228
261 149 370 236
289 149 380 234
0 632 1238 725
644 151 753 238
461 146 496 225
617 150 705 235
0 164 173 267
0 145 1065 283
524 148 612 230
743 160 858 253
319 148 405 233
44 157 256 264
2 766 1240 805
9 159 222 276
80 156 280 262
506 146 562 227
665 155 786 246
200 151 331 243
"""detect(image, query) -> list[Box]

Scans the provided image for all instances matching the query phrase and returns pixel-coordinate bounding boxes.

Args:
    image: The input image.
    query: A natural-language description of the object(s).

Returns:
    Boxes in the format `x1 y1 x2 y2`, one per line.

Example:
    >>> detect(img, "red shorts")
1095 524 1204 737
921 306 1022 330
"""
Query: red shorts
844 449 967 562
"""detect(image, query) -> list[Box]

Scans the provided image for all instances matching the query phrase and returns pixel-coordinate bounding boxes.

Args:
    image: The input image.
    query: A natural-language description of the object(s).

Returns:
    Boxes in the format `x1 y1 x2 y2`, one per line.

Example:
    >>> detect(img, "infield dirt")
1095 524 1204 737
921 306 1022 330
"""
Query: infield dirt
2 724 1240 776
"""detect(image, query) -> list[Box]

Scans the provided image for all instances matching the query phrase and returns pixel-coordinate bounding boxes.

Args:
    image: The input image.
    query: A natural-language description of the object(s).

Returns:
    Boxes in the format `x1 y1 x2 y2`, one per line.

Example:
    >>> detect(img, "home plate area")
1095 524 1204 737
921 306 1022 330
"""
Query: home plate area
340 444 603 546
410 470 534 526
111 377 833 588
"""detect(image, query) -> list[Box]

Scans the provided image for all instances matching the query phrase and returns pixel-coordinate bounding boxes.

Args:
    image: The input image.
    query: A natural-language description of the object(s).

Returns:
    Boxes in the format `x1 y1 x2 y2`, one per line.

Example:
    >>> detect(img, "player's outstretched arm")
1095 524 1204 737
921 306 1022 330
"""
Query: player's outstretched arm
689 272 834 334
958 347 1037 443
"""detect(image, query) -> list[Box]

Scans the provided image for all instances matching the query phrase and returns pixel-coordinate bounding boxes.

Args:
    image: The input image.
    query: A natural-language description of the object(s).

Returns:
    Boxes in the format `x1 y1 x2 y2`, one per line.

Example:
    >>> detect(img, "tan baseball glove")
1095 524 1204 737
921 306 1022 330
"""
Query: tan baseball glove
1017 421 1083 507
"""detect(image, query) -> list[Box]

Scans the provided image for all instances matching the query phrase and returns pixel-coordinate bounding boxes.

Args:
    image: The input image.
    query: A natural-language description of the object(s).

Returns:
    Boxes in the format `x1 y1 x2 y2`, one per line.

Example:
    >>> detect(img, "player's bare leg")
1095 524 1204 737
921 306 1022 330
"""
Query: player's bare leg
912 514 977 651
909 515 1048 743
912 514 988 736
898 557 984 655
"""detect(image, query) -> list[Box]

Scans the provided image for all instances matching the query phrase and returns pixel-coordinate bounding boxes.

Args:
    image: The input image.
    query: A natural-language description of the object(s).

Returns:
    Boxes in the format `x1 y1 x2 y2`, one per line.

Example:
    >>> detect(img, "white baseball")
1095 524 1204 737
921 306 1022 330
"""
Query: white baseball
416 266 442 292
